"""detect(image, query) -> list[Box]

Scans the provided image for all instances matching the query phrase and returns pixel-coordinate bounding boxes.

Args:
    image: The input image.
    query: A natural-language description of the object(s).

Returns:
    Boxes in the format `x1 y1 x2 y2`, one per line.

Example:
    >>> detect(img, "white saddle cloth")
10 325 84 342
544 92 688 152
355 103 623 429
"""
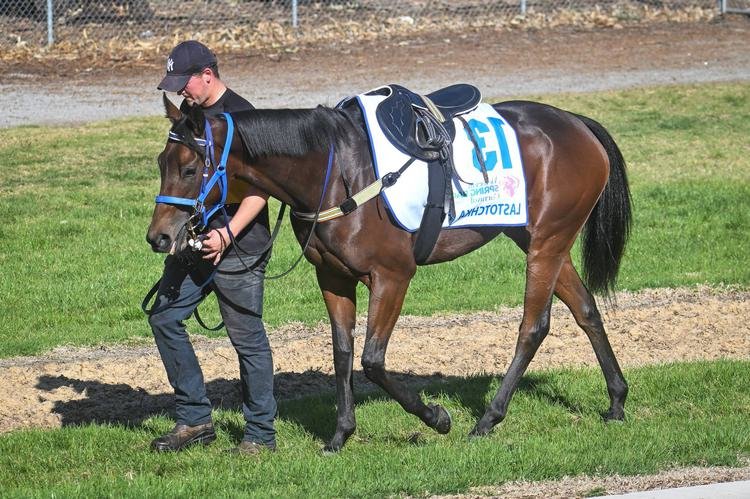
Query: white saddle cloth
357 90 528 231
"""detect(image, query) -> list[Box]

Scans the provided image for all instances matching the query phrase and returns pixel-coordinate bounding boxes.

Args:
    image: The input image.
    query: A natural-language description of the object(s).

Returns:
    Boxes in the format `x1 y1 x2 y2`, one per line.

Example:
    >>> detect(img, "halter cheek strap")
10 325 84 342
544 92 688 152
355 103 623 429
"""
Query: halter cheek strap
155 112 235 229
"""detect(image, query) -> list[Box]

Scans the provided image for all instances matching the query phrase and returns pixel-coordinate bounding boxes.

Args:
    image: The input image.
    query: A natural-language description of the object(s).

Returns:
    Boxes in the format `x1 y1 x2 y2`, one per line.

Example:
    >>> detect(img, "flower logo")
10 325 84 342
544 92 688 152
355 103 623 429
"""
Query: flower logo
503 176 520 197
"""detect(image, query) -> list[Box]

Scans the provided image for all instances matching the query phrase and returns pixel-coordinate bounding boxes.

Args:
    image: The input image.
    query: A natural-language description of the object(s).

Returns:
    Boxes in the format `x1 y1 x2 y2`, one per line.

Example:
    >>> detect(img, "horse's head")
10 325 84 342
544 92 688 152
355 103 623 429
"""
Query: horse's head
146 94 216 254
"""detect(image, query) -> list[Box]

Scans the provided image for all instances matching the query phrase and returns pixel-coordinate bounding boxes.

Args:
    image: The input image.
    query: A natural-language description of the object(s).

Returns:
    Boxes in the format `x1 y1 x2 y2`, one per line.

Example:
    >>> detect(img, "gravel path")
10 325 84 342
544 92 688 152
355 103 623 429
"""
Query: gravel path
2 17 749 127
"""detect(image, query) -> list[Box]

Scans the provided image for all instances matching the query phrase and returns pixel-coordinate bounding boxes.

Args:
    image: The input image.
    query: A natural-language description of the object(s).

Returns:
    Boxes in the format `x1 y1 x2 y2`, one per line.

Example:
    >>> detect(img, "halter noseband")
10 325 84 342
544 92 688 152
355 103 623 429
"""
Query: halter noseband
155 112 235 233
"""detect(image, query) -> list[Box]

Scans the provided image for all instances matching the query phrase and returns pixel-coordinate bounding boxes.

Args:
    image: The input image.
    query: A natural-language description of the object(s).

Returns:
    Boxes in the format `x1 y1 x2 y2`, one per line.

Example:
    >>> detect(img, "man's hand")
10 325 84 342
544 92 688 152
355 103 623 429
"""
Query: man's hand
201 228 230 265
199 189 268 266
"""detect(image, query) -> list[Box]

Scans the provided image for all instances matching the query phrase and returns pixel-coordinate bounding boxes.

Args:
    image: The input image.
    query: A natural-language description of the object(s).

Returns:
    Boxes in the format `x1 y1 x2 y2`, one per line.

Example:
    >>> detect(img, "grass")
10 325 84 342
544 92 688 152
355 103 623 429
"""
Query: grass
0 82 748 357
0 360 748 497
0 81 748 497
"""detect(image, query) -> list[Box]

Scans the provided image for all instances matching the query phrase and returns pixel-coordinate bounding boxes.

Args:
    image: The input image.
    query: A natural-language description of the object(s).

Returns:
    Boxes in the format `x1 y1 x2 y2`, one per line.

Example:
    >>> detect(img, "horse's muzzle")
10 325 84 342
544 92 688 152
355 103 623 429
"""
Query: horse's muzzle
147 231 174 253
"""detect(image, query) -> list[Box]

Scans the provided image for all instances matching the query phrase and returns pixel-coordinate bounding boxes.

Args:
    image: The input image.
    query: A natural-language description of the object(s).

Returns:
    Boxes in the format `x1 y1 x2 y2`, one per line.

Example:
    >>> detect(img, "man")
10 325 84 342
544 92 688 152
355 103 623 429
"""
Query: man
149 40 276 455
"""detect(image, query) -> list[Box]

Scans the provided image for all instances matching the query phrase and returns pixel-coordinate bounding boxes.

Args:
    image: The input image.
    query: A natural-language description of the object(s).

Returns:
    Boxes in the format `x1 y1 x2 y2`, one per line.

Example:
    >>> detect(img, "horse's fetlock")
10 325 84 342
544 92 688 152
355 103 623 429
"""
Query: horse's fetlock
361 359 384 380
612 379 629 401
338 419 356 437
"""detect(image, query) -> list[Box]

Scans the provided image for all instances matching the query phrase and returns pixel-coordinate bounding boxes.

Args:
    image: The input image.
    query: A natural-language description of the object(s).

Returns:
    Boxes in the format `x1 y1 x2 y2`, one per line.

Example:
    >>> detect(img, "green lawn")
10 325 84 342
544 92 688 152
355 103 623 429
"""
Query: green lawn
0 82 748 357
0 81 748 497
1 360 748 497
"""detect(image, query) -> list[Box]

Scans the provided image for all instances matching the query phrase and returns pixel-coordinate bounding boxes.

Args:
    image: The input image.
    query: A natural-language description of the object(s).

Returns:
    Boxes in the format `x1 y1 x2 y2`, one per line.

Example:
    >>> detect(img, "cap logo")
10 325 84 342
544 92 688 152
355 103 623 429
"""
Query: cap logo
166 58 174 72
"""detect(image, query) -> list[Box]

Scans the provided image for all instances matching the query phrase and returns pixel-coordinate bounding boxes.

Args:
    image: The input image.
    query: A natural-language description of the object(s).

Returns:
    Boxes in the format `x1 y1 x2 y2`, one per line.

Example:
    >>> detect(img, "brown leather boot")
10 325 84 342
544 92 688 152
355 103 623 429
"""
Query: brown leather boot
150 423 216 452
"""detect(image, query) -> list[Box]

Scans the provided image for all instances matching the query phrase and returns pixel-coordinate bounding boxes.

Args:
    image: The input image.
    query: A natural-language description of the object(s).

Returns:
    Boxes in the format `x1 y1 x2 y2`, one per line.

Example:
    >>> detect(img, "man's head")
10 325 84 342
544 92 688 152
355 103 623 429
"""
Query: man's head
158 40 224 108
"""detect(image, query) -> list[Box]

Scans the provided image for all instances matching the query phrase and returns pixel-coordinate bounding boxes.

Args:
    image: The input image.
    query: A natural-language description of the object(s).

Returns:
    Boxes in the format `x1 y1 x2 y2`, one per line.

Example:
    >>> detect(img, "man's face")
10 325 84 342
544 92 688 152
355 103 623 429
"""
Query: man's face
178 69 211 107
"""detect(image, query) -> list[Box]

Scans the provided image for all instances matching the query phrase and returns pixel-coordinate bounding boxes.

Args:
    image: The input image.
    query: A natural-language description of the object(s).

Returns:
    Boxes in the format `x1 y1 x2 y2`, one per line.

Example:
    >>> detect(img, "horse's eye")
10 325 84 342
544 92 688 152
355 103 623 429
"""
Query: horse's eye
182 167 197 178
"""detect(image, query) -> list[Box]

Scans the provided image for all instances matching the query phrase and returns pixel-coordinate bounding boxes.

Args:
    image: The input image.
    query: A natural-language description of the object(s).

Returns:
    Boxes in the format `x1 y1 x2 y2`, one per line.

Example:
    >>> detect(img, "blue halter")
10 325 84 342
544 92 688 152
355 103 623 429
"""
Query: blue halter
155 112 235 231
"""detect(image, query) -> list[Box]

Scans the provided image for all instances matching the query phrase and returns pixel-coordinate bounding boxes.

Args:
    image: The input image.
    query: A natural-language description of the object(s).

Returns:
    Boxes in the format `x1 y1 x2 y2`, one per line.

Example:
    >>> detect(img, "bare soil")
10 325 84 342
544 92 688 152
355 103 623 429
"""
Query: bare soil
1 286 748 496
2 286 748 431
2 14 749 497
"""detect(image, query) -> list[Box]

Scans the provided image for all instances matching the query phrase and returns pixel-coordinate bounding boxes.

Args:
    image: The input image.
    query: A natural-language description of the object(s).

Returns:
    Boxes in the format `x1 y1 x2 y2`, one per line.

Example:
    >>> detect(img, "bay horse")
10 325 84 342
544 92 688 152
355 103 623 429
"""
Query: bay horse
147 91 631 452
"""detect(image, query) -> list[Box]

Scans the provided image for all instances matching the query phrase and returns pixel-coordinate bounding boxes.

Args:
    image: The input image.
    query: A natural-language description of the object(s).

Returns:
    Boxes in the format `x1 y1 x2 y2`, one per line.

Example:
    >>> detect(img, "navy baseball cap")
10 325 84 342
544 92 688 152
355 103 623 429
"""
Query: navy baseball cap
157 40 217 92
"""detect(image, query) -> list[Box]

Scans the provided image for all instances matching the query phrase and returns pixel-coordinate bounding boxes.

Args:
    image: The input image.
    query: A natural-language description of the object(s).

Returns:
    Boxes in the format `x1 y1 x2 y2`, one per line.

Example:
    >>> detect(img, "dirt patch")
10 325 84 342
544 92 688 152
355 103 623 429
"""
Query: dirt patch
2 287 748 495
439 464 750 498
2 286 748 434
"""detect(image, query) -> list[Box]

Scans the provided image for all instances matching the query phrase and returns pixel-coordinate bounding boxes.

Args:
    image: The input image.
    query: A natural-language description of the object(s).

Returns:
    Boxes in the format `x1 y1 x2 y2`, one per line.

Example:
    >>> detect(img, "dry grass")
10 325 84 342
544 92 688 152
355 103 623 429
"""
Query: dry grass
1 5 716 68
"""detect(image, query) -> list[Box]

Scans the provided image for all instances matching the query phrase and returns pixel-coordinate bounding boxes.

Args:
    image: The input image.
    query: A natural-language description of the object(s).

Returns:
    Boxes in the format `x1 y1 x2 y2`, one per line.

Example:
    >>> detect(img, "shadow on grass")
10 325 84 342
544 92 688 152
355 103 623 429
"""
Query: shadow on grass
35 369 593 444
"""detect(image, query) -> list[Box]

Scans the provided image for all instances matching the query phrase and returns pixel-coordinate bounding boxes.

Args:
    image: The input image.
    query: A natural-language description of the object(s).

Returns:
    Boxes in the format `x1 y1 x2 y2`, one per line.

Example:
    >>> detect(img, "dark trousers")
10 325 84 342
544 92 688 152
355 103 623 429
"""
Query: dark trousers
148 248 276 446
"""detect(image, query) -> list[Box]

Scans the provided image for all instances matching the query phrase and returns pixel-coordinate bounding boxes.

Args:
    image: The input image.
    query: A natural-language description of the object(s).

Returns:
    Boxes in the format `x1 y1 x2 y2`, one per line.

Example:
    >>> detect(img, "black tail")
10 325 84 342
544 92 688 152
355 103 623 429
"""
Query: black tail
575 113 632 299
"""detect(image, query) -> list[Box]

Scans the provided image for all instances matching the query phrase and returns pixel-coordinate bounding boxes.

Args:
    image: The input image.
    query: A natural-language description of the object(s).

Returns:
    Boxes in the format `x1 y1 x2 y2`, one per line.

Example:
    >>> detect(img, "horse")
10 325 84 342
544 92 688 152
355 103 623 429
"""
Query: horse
147 90 631 452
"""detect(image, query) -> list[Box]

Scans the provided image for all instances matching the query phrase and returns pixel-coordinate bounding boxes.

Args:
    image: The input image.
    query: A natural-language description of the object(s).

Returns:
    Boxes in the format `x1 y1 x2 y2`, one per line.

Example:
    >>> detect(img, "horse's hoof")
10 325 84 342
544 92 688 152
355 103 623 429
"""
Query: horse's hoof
468 422 492 438
322 442 342 454
323 435 347 454
603 407 625 422
428 404 452 434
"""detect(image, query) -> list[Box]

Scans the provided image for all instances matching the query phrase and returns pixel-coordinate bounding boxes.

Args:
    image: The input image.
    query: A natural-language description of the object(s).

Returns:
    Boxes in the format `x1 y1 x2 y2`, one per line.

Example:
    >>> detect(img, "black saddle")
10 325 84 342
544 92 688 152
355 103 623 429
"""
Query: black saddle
375 83 481 161
370 83 481 264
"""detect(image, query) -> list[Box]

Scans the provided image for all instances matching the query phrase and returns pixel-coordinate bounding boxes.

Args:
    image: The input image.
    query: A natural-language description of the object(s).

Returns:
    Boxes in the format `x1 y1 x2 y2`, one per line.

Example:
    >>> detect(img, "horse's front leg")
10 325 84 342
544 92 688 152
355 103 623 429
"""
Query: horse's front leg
361 270 452 436
316 268 358 452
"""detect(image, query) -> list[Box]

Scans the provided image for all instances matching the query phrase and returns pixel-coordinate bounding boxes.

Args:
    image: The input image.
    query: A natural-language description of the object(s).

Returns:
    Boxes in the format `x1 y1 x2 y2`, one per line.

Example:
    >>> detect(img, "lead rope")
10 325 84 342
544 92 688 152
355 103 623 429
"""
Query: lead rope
211 141 334 281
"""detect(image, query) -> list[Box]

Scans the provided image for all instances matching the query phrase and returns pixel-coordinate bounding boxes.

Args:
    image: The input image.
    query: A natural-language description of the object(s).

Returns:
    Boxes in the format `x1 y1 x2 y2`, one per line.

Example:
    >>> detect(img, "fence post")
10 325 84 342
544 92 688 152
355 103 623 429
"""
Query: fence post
520 0 527 16
47 0 54 45
292 0 298 28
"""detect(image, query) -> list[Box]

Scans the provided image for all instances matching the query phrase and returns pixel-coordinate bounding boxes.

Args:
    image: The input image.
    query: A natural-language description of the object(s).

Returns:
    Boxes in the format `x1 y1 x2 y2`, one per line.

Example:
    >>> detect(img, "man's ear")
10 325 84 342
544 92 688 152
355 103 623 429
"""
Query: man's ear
185 104 206 137
163 92 182 123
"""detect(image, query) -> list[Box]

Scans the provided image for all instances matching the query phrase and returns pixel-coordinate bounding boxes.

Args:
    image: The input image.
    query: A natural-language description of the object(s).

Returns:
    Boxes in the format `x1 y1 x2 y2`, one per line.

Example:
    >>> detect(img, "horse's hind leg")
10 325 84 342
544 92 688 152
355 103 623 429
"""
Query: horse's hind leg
554 259 628 420
316 269 358 452
361 270 452 436
470 250 564 436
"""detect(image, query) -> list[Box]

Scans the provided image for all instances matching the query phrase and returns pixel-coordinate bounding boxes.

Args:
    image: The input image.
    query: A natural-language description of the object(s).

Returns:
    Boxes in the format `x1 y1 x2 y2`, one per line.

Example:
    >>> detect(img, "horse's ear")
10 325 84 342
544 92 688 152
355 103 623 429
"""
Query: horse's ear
185 104 206 137
163 93 182 123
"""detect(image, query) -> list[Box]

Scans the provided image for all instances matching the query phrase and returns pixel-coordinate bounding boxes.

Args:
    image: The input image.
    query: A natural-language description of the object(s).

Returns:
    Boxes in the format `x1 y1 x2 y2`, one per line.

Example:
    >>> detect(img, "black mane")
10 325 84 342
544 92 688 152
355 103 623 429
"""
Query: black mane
232 106 355 159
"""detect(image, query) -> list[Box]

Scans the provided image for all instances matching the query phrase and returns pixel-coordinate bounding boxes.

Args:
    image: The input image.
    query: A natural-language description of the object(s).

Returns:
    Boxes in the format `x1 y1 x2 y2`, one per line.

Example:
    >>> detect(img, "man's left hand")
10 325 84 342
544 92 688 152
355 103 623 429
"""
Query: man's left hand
201 228 229 265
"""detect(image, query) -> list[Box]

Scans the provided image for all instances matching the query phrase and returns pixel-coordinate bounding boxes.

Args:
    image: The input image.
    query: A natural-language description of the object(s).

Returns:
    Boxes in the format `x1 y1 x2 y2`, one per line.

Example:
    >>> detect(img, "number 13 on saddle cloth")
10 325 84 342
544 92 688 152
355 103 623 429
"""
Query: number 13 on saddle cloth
356 85 528 231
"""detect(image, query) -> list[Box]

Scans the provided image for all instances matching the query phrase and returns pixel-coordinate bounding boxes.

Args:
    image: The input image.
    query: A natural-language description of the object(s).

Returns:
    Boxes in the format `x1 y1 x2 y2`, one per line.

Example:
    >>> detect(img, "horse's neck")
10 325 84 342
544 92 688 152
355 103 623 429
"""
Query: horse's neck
229 106 366 211
235 153 329 211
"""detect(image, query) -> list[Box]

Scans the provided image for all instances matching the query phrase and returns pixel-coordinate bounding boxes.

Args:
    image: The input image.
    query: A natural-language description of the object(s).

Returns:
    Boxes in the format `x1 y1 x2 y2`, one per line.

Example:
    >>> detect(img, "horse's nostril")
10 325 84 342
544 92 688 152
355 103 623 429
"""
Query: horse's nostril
147 233 172 252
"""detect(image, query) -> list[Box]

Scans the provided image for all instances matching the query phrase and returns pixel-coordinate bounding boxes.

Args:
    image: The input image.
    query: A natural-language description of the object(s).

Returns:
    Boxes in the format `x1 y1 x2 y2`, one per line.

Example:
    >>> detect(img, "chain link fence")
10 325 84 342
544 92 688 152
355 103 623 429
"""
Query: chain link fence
1 0 740 59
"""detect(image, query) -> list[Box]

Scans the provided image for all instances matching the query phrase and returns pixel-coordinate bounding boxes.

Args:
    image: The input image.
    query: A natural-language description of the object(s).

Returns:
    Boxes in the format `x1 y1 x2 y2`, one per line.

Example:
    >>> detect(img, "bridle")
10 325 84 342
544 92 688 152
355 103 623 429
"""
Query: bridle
144 112 336 328
155 112 234 246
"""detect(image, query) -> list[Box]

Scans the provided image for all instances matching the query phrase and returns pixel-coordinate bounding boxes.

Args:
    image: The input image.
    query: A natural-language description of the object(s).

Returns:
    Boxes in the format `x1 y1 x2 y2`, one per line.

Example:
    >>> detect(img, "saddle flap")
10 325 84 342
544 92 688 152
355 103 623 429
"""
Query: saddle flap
375 85 436 160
